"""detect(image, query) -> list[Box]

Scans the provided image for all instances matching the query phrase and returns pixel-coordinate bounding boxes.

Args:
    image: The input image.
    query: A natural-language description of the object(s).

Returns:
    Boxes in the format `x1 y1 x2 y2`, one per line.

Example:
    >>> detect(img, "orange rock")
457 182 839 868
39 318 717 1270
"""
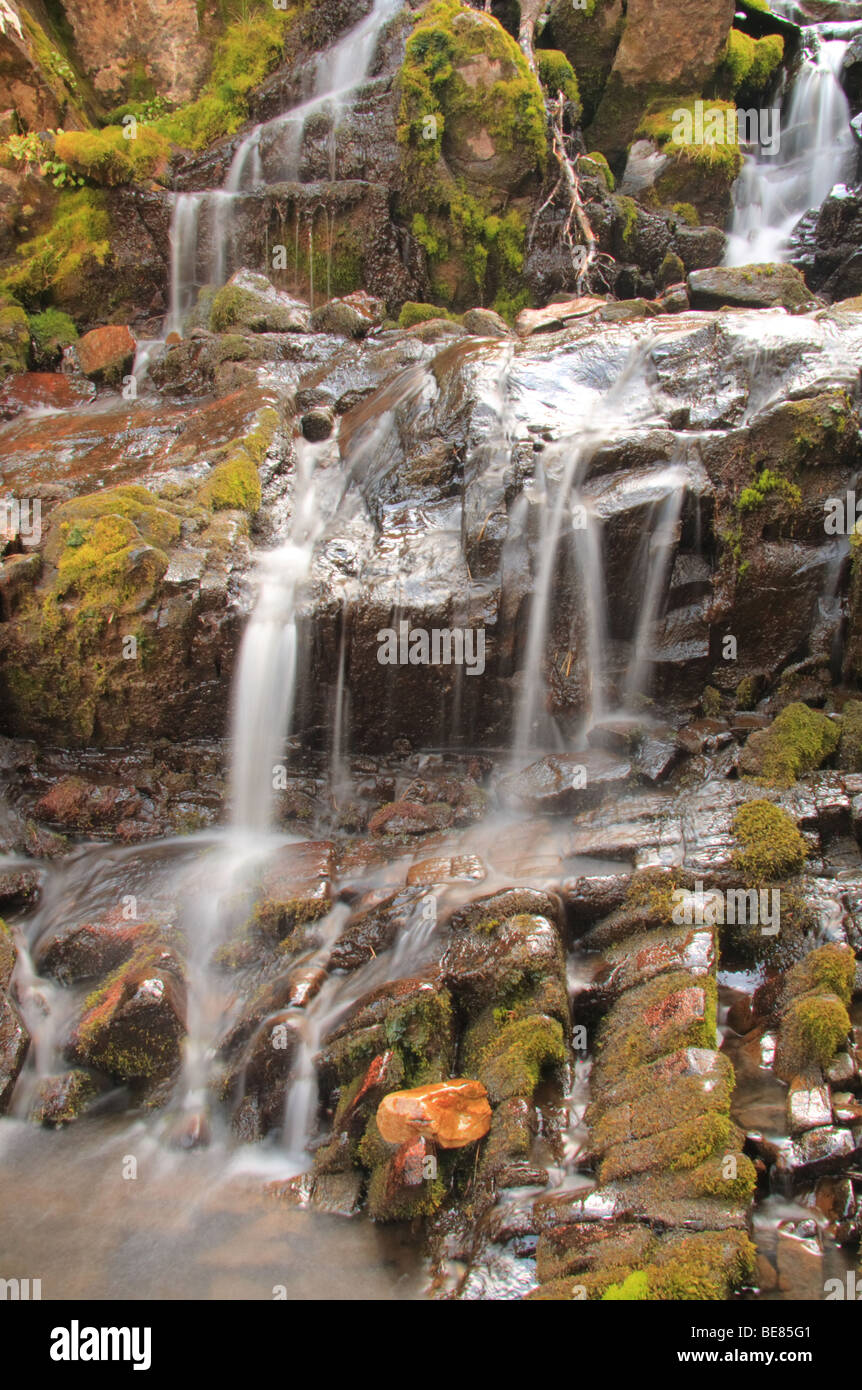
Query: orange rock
76 325 136 380
376 1078 491 1149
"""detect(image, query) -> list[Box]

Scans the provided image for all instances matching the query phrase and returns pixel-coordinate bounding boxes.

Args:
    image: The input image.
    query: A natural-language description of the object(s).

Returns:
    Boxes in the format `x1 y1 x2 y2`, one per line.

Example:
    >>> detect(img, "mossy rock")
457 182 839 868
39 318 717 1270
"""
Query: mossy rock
775 993 851 1081
783 943 856 1010
396 0 546 309
0 302 29 378
739 702 840 786
718 29 784 98
397 300 456 329
1 189 110 312
28 307 78 367
731 800 807 881
537 49 581 113
477 1013 566 1103
53 127 171 187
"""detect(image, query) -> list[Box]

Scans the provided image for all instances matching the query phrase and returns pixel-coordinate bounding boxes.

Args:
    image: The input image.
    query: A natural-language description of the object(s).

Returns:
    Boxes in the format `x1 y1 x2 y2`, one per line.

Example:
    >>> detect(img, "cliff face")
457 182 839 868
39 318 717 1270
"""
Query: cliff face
59 0 212 106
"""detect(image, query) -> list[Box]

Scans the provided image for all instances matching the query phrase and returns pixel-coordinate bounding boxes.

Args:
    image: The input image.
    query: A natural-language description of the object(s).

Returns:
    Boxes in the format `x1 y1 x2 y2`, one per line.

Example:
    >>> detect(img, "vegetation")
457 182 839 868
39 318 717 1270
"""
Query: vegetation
731 801 807 881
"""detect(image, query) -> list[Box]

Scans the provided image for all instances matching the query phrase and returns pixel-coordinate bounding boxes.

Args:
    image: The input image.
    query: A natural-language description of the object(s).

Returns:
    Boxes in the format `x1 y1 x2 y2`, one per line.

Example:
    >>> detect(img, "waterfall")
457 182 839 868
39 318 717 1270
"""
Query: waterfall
164 0 402 335
726 19 859 266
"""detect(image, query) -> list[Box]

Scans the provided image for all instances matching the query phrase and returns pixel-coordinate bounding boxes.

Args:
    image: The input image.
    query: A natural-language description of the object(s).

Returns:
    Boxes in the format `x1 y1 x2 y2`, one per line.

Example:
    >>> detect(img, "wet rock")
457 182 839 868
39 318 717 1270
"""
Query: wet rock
405 854 486 887
34 914 162 986
0 372 95 418
368 800 453 835
319 975 454 1088
498 751 631 812
515 297 603 336
376 1078 491 1148
309 295 378 339
772 1126 856 1181
34 776 144 833
462 308 511 338
687 264 812 311
301 406 335 441
442 911 564 1009
328 889 426 971
75 325 137 382
225 1011 300 1142
0 866 40 912
787 1079 833 1135
0 991 28 1112
254 840 335 941
311 1169 363 1216
30 1070 104 1127
776 1225 824 1300
67 942 186 1084
210 270 310 333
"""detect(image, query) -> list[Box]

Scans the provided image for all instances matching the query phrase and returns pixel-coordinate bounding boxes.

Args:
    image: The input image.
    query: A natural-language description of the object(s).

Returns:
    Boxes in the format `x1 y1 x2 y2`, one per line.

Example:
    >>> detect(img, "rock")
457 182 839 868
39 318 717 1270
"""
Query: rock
442 911 564 1008
589 0 737 163
67 942 186 1084
376 1078 491 1148
368 800 453 834
75 325 137 382
462 308 512 338
787 1079 832 1135
0 372 95 418
225 1011 300 1142
301 406 335 441
34 914 161 985
328 889 425 972
498 751 631 812
0 991 28 1112
310 296 376 338
30 1069 103 1126
515 297 603 336
0 866 40 912
210 270 310 333
34 776 143 833
675 225 728 273
58 0 209 105
0 301 29 379
687 264 812 311
776 1226 824 1300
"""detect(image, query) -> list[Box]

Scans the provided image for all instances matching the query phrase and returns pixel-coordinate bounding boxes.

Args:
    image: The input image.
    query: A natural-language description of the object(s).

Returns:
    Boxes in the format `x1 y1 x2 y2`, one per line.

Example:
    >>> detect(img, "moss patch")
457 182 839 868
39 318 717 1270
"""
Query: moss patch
1 189 110 310
743 702 840 786
731 800 806 882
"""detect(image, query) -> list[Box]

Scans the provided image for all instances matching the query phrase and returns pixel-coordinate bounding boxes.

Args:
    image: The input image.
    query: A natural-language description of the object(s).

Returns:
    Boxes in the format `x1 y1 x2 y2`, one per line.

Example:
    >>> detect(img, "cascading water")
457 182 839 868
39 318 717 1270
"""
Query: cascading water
726 12 859 266
165 0 401 335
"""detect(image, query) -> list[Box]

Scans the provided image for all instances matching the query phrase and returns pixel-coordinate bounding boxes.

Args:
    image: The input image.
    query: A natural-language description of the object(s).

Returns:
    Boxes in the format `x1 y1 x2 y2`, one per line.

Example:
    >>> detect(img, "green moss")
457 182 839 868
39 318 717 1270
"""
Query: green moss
594 971 718 1086
397 300 456 328
582 150 615 191
672 202 699 226
720 30 784 95
537 50 581 110
602 1270 650 1301
776 994 851 1078
0 302 30 377
746 702 841 786
646 1230 757 1301
1 189 110 310
731 800 806 881
200 449 261 513
784 943 856 1009
737 468 802 513
28 306 78 366
701 685 721 718
53 127 170 186
689 1150 758 1202
478 1014 565 1102
735 676 758 711
637 98 743 178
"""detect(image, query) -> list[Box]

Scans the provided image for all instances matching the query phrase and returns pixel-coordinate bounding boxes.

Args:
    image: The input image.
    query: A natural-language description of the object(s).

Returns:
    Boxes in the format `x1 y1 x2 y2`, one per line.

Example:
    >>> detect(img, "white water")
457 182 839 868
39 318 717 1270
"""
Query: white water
727 20 859 266
165 0 401 335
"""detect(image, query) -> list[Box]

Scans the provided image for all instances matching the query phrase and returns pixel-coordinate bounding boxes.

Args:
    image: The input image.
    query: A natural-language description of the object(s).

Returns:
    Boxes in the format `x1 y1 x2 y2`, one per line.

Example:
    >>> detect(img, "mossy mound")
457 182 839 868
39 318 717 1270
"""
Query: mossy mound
636 97 743 222
775 994 851 1080
397 300 458 329
476 1013 565 1103
740 702 840 786
784 943 856 1010
537 49 581 111
731 800 807 881
53 126 171 187
28 307 78 367
0 301 30 377
396 0 546 312
719 29 784 97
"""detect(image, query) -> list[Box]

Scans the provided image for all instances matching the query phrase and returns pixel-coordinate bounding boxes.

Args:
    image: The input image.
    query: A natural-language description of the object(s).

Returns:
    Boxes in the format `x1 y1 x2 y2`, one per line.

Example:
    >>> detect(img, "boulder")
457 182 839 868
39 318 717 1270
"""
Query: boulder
75 324 137 382
67 942 186 1083
687 263 812 311
376 1079 492 1148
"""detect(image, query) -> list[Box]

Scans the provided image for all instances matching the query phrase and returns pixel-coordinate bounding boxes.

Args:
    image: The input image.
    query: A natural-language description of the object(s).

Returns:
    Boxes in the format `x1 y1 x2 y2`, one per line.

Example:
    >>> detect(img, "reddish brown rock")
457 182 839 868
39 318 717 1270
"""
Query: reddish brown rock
75 325 136 382
0 372 95 418
376 1078 492 1149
